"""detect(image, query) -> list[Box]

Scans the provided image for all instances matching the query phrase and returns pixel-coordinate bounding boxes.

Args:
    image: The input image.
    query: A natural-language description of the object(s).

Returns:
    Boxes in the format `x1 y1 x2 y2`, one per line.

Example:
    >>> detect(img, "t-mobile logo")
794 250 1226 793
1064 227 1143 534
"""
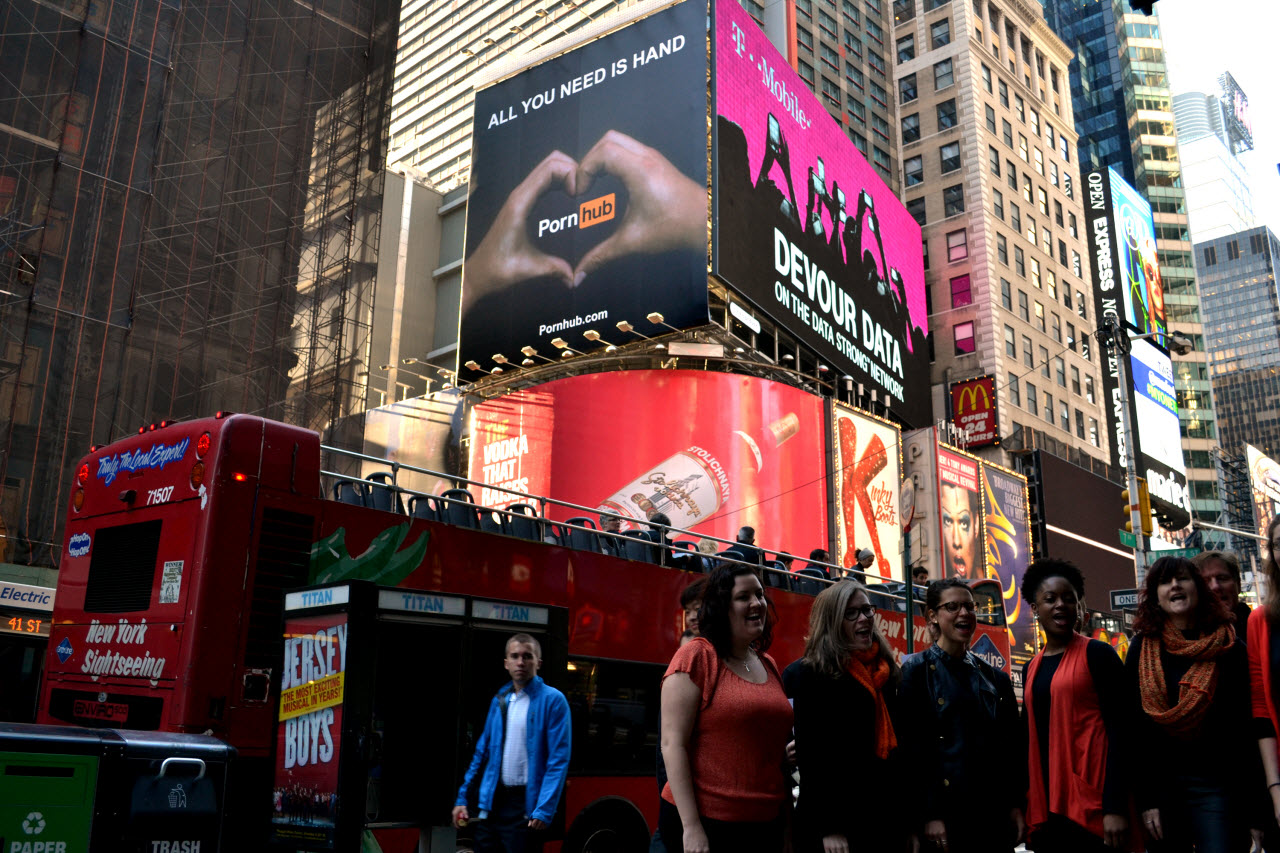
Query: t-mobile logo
731 21 746 57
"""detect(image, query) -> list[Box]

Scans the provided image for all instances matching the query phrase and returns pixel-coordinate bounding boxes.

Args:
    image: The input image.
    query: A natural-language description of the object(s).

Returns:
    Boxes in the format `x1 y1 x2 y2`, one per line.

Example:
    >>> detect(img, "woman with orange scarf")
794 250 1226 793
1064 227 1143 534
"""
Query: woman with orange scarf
1127 555 1253 852
785 580 906 853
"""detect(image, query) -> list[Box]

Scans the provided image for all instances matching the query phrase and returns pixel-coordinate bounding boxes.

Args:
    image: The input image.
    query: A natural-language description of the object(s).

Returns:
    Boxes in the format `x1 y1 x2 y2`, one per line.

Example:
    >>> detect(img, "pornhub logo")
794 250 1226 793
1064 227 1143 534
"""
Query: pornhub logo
536 193 616 237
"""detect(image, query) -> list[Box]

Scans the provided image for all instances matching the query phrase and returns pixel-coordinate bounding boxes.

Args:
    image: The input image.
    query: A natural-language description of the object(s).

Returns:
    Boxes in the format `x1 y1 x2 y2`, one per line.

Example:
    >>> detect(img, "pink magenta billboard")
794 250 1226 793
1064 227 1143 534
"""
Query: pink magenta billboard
469 370 828 558
712 0 930 427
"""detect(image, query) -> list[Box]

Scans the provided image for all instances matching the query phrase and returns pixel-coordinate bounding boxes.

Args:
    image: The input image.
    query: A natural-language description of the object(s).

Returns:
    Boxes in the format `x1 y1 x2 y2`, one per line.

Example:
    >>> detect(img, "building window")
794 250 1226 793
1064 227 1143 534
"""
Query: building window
1009 374 1020 406
1001 278 1012 310
900 74 918 103
907 196 926 225
1015 247 1025 276
897 33 915 62
1202 245 1217 266
1026 382 1038 413
1018 290 1029 321
1034 148 1044 175
819 9 838 36
1089 416 1099 447
902 113 920 143
1085 374 1095 404
1054 356 1065 386
1019 134 1029 162
1007 160 1017 190
1043 390 1053 423
947 229 967 261
1051 312 1061 342
1076 291 1086 319
1058 135 1069 161
905 155 923 186
1001 119 1013 148
1050 161 1059 187
1251 233 1267 254
985 104 997 133
1037 188 1048 215
951 275 972 307
993 189 1004 219
1042 226 1052 255
893 0 914 23
954 322 976 354
1054 200 1063 226
931 19 951 48
997 234 1008 264
999 79 1009 108
1072 250 1082 278
1023 336 1033 368
1068 212 1078 239
822 77 842 105
1039 345 1050 376
943 184 964 216
1005 325 1016 357
799 59 815 84
981 64 992 92
1067 321 1077 351
1030 109 1040 135
1030 256 1040 288
940 141 961 173
1060 401 1070 432
934 58 954 90
1014 93 1025 122
937 99 958 130
925 0 949 9
1070 365 1081 395
1022 174 1033 202
1010 202 1020 233
989 146 1001 175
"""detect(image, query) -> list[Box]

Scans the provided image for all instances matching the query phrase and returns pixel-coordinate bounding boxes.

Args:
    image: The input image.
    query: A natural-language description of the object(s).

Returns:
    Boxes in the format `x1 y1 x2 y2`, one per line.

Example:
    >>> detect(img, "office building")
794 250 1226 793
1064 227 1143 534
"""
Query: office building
1196 226 1280 459
1172 73 1256 241
892 0 1112 471
1039 0 1220 532
0 0 399 569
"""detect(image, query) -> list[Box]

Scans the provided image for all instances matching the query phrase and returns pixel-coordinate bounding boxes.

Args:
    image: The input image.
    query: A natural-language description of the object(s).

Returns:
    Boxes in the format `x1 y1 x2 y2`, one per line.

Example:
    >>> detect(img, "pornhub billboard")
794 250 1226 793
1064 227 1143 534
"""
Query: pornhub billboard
460 0 708 372
712 0 929 427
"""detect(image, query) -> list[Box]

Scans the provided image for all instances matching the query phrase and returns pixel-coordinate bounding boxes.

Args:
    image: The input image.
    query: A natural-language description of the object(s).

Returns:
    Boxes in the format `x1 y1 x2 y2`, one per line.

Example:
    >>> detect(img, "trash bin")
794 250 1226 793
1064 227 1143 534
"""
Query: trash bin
0 724 107 853
0 724 235 852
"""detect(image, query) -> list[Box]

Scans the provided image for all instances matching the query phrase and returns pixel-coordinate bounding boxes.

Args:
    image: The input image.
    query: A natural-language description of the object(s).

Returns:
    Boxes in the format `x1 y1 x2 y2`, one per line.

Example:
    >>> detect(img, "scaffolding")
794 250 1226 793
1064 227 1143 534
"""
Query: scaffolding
0 0 399 568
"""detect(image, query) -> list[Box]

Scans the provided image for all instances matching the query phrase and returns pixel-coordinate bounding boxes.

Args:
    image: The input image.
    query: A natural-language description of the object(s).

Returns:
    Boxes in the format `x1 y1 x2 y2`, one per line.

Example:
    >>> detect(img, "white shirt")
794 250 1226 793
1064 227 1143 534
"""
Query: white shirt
501 688 530 787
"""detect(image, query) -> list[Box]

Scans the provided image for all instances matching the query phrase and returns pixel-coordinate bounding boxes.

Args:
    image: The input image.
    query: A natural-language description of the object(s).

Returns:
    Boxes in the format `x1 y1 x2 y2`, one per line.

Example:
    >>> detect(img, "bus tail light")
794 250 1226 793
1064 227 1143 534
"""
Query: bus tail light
190 461 205 489
233 473 247 482
77 464 89 485
73 489 85 512
196 432 211 458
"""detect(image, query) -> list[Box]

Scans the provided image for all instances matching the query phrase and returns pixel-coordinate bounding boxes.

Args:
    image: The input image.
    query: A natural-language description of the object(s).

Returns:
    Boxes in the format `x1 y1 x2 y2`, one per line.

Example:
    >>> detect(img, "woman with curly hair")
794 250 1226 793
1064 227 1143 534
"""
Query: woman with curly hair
1020 559 1131 852
786 579 906 853
1249 514 1280 844
1126 555 1252 851
659 564 792 853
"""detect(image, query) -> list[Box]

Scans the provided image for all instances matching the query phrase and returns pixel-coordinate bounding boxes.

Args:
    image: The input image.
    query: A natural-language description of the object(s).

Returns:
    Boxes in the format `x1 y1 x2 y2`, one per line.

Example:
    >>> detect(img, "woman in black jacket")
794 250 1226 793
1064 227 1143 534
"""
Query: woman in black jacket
785 580 905 853
899 578 1026 853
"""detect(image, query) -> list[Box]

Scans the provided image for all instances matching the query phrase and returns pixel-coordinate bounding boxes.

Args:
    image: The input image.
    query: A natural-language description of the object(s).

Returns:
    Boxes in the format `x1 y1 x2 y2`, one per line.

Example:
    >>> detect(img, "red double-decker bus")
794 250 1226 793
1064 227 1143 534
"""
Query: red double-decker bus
39 413 1009 851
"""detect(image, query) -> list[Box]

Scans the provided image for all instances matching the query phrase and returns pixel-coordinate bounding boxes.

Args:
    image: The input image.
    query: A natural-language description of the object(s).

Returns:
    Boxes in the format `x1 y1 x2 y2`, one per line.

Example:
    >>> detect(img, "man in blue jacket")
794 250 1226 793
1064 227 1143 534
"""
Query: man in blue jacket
452 633 571 853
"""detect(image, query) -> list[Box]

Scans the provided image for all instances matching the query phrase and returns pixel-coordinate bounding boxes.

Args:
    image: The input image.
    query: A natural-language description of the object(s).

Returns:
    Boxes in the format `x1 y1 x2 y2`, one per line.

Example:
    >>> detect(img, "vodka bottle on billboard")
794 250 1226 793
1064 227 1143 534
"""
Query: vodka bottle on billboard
596 414 800 532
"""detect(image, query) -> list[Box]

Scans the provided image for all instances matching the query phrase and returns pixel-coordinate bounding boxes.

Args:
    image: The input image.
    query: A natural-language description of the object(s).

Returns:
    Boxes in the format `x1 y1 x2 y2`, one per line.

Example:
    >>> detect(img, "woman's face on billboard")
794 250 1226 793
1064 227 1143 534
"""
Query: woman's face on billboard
941 484 977 578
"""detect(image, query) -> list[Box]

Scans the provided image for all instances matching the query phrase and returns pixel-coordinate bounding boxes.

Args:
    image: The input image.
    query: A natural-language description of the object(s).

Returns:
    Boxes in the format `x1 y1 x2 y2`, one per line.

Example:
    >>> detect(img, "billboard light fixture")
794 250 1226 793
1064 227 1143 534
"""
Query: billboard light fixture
582 329 602 341
551 337 569 348
464 360 482 371
493 353 509 364
522 358 535 366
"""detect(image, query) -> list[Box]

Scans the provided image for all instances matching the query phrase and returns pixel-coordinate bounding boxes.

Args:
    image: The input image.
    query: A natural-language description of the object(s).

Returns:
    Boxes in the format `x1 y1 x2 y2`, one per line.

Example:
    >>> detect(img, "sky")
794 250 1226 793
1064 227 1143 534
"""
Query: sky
1155 0 1280 237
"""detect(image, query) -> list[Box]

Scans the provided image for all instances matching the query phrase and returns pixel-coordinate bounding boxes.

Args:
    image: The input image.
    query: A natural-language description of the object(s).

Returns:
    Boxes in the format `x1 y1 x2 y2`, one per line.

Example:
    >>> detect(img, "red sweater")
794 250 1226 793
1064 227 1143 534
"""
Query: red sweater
1248 607 1278 746
1024 632 1110 838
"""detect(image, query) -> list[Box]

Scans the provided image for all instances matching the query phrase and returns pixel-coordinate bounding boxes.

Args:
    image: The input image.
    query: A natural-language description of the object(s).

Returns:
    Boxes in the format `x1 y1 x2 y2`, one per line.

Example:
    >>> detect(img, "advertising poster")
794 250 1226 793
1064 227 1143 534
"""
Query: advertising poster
712 0 930 428
361 393 465 498
468 370 828 559
459 0 709 372
1110 169 1166 343
980 462 1033 659
468 389 556 510
271 613 349 848
832 402 901 580
950 375 998 449
1247 444 1280 559
937 446 985 580
1129 339 1189 516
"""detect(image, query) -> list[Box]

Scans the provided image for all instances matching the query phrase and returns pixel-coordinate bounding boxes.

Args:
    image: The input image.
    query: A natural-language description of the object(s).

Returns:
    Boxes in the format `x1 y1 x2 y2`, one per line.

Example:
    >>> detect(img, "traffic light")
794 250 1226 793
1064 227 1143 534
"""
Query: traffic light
1122 478 1153 536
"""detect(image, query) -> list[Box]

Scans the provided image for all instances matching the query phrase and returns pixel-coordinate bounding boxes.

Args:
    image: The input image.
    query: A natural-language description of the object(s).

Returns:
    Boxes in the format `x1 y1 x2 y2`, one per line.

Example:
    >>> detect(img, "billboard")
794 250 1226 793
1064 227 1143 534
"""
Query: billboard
1247 444 1280 557
459 1 709 372
937 446 985 580
468 370 829 559
711 0 930 427
832 403 901 580
361 394 464 497
1129 338 1189 515
980 462 1033 659
950 375 999 449
1084 167 1165 343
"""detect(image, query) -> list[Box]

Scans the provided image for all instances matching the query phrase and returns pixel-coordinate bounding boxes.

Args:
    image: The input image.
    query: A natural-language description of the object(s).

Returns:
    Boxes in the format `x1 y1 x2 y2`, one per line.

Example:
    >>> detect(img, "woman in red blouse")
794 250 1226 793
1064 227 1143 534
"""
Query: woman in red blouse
659 564 794 853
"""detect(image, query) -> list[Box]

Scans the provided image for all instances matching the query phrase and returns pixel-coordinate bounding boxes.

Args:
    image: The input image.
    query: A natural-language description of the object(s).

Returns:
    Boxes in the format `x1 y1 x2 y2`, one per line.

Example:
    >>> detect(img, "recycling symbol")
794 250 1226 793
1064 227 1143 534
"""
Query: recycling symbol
22 811 46 834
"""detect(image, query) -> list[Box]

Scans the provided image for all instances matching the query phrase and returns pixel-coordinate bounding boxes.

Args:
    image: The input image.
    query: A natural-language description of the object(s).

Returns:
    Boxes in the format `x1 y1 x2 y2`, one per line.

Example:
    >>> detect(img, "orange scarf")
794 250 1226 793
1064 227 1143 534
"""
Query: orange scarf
1138 620 1234 739
846 648 897 760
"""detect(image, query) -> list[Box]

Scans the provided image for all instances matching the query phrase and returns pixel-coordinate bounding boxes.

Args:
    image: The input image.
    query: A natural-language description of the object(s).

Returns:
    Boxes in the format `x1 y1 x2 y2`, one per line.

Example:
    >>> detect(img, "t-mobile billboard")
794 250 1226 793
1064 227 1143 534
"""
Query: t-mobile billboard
459 0 708 373
712 0 929 427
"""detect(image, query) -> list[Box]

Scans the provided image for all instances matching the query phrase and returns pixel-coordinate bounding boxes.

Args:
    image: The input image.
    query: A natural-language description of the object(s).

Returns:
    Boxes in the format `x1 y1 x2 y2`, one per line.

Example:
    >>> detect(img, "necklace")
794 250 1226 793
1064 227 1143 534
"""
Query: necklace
735 651 757 672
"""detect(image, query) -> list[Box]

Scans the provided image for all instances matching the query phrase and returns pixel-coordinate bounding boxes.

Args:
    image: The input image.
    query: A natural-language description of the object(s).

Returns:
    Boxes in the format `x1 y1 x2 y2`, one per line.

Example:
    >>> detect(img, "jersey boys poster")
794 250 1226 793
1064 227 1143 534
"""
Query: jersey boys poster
980 462 1033 658
271 613 348 848
712 0 929 427
936 446 985 581
469 370 829 560
460 0 708 374
831 403 902 580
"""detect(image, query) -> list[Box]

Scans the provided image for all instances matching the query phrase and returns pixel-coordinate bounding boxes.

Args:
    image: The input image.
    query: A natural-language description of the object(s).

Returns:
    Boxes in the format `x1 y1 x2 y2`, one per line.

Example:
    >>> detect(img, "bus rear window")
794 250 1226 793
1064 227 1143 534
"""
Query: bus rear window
972 584 1007 627
83 520 162 613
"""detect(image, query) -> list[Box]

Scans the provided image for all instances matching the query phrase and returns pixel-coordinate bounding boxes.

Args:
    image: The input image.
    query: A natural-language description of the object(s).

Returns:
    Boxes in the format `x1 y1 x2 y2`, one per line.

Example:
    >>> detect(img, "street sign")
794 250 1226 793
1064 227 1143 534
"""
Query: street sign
1109 588 1140 610
1123 609 1135 627
1118 529 1137 548
1152 547 1200 559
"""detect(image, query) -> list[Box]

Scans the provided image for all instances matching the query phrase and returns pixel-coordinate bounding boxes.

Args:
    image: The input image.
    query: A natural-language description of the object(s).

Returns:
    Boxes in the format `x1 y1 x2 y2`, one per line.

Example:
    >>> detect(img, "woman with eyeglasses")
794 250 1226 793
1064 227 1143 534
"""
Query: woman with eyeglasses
1021 559 1132 853
899 579 1025 853
1125 555 1253 853
786 580 906 853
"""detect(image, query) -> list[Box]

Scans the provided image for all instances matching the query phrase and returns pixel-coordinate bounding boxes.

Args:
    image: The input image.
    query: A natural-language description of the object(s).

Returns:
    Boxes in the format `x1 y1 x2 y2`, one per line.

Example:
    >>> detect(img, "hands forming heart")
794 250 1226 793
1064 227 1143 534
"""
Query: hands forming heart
462 130 705 313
